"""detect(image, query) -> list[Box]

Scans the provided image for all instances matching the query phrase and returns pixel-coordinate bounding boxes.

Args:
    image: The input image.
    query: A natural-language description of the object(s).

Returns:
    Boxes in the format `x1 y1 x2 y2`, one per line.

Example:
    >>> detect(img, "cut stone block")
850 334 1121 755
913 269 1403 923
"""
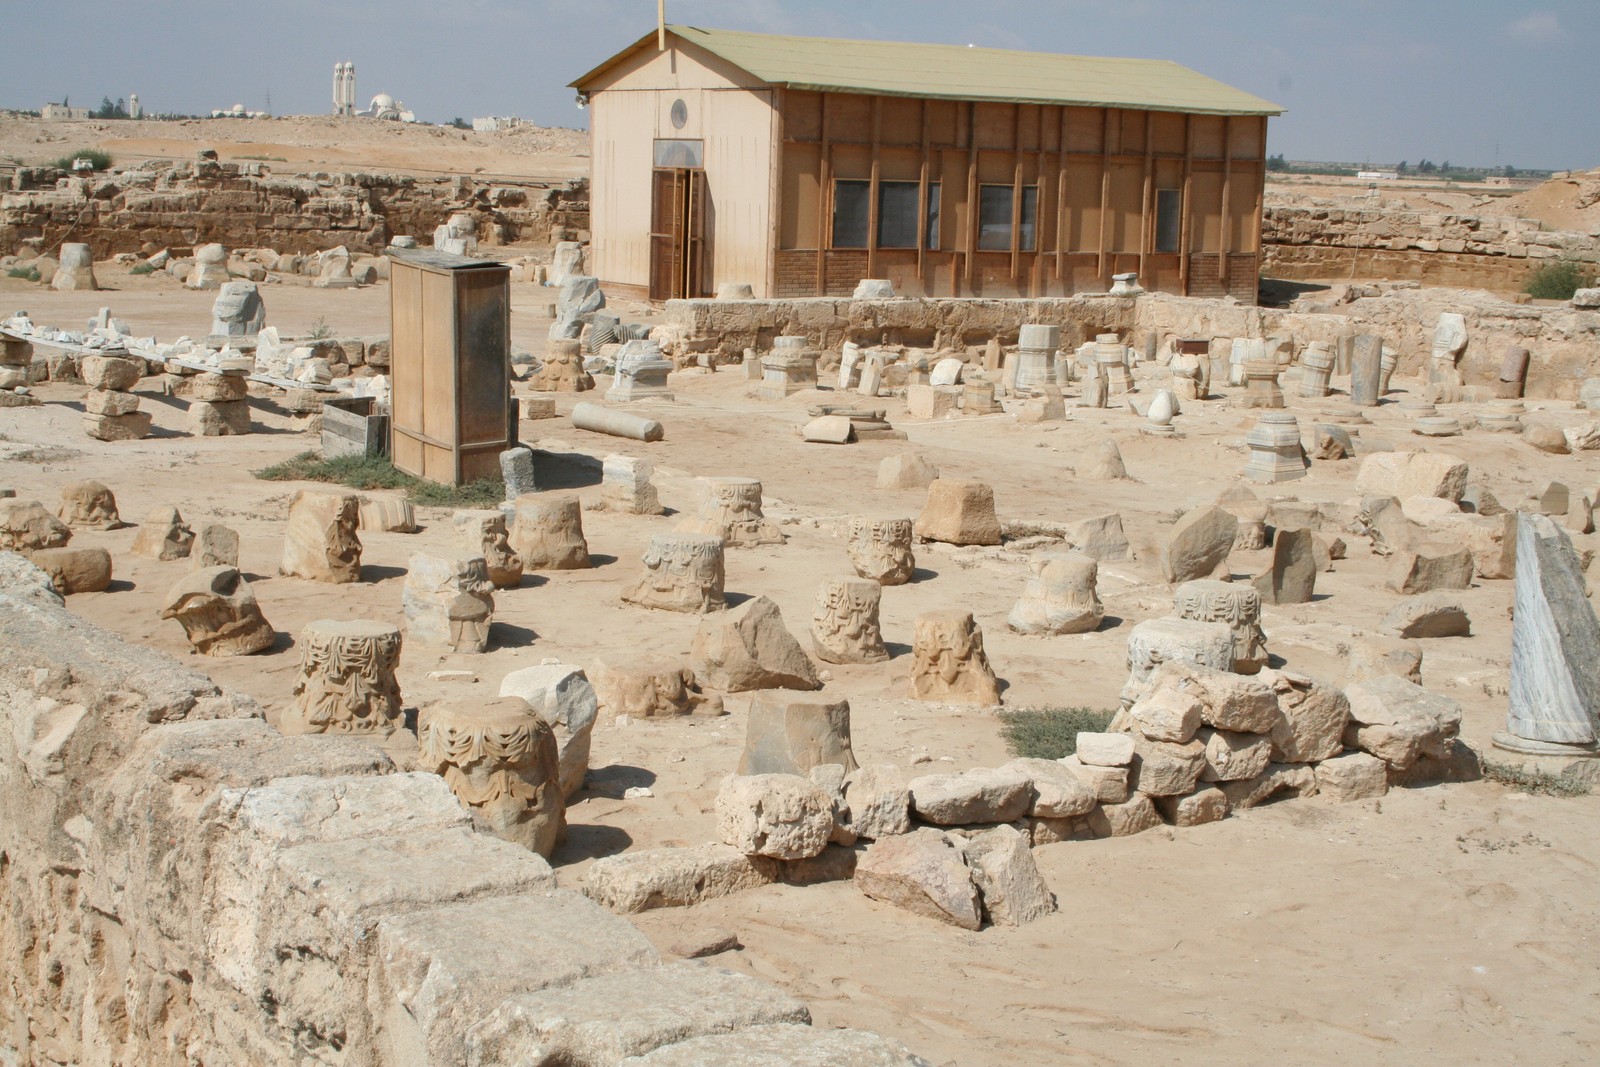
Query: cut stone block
907 765 1032 825
854 828 981 930
464 963 812 1067
1217 763 1317 810
1344 675 1463 770
583 845 777 913
1314 752 1389 801
1154 786 1231 827
962 824 1055 926
1380 593 1471 638
1130 736 1207 796
715 774 833 860
1197 727 1273 782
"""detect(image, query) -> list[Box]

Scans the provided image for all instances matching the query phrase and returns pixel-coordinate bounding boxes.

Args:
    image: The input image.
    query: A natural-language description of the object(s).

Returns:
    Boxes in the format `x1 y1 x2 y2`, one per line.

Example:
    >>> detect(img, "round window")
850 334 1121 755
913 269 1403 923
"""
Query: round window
670 98 688 130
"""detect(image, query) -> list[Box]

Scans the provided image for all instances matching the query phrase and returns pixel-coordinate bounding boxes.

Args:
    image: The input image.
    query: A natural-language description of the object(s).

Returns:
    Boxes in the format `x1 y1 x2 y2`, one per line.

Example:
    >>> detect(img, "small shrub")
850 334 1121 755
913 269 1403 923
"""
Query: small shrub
1481 759 1593 798
1524 259 1596 300
255 451 503 508
997 706 1117 760
129 262 155 275
51 148 113 172
307 316 333 340
7 267 40 282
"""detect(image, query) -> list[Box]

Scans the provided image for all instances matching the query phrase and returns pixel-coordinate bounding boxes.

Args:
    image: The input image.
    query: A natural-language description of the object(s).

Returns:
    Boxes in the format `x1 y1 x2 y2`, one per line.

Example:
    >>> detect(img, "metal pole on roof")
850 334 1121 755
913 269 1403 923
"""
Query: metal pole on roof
658 0 666 50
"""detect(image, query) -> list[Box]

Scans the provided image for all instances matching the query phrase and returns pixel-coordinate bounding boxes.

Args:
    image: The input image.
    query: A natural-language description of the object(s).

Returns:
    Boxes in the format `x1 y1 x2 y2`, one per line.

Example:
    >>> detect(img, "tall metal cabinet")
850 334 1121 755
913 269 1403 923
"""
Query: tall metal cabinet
386 248 513 486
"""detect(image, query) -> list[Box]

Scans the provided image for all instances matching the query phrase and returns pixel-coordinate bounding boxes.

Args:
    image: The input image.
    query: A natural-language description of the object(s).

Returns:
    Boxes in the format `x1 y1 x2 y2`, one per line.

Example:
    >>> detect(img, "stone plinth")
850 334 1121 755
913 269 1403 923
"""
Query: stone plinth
811 577 889 663
758 337 818 400
1244 412 1307 483
677 477 783 547
846 516 915 585
910 610 1001 705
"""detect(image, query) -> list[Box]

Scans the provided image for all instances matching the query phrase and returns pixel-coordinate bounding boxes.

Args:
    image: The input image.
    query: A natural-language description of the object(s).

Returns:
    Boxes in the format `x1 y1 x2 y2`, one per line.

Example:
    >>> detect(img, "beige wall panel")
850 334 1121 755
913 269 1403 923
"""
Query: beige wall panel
927 100 960 146
1192 115 1225 159
781 143 821 248
588 39 764 92
1230 162 1262 250
589 91 657 289
1229 116 1265 159
1119 109 1147 153
700 87 775 293
880 97 922 146
1063 158 1103 252
1190 169 1225 250
975 102 1017 150
1151 112 1186 154
827 93 873 142
1065 107 1103 152
1108 161 1144 252
786 90 822 141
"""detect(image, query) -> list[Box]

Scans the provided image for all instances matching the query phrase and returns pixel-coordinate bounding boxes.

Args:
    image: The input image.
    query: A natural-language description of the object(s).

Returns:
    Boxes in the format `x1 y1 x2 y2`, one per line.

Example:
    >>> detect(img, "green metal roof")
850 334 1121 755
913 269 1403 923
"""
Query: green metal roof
572 25 1283 117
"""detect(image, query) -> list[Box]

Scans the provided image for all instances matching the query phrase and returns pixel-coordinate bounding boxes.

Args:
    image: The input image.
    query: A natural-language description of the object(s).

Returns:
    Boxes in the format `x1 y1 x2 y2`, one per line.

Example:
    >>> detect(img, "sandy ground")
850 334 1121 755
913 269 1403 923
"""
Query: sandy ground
4 272 1600 1066
0 114 589 182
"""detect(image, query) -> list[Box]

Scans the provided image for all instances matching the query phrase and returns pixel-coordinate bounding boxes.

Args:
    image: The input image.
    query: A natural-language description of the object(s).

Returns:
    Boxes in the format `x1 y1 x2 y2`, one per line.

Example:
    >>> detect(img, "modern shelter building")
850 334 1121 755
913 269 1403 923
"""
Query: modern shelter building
571 26 1283 304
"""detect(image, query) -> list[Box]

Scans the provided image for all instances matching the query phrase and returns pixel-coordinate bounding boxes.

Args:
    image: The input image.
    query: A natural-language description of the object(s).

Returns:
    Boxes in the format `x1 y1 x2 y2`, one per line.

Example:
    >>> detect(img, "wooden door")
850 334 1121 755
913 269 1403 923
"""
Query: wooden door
649 167 707 301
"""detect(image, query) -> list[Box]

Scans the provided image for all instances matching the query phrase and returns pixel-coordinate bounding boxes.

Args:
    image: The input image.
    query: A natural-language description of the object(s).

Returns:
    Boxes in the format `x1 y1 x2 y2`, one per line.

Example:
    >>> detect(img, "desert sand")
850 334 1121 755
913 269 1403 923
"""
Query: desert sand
4 263 1599 1066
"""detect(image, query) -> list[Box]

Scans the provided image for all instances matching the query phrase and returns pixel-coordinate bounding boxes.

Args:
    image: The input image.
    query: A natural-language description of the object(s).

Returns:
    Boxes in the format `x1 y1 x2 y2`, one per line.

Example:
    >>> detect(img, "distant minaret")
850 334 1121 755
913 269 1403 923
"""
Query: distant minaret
345 63 357 115
128 93 141 120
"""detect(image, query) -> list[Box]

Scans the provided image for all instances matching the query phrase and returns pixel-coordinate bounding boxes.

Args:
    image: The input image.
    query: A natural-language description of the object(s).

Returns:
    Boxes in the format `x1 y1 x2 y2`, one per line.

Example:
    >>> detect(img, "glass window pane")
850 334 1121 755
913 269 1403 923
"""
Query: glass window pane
652 139 703 168
832 180 870 248
978 185 1012 251
926 183 941 250
877 181 920 249
1020 185 1039 252
1155 188 1182 253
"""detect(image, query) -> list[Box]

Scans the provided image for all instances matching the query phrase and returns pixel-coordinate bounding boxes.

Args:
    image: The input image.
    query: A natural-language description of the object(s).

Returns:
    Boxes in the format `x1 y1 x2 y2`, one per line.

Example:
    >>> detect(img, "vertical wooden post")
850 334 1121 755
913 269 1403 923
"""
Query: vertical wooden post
1138 113 1153 284
1096 109 1111 284
964 100 978 292
1055 106 1067 283
1010 104 1023 287
766 88 783 299
816 93 830 296
1220 116 1233 292
1179 113 1193 295
917 98 929 285
867 96 881 280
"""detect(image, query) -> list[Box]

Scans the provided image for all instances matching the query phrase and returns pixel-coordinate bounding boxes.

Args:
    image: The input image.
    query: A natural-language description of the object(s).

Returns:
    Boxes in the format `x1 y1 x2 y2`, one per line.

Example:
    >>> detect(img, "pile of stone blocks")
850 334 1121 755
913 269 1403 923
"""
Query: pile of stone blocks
81 353 152 440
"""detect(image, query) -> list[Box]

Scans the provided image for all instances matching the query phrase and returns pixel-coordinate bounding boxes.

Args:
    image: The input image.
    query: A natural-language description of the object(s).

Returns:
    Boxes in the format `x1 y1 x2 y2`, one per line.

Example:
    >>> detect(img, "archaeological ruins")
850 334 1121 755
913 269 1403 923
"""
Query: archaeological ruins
1 19 1599 1067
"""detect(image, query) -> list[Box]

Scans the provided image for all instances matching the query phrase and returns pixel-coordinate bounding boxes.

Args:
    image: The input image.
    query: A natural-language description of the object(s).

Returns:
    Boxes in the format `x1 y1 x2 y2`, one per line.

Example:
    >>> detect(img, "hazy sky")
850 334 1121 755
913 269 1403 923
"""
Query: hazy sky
3 0 1593 171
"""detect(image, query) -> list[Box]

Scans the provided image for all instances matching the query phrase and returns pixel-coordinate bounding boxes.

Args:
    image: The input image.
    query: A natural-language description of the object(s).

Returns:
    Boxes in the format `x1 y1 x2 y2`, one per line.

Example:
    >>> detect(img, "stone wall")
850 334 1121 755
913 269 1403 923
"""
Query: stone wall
0 160 590 257
661 289 1600 400
0 553 919 1066
661 296 1135 359
1261 200 1600 289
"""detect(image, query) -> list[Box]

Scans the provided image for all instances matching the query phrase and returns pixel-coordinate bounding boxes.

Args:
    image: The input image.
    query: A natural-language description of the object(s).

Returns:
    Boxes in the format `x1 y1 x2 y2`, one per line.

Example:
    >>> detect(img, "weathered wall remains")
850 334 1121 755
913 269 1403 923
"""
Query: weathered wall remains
665 290 1600 399
0 553 917 1066
0 160 590 257
1261 200 1600 290
662 295 1134 357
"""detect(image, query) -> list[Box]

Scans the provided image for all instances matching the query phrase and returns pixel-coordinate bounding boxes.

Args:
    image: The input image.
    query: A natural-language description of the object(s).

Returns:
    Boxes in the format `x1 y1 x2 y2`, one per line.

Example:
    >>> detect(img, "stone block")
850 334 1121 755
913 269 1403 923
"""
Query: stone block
1159 506 1237 584
1001 757 1098 818
962 824 1055 926
371 892 658 1064
1217 763 1317 809
914 479 1001 546
463 963 811 1067
854 828 981 930
1344 675 1462 770
715 774 833 860
498 663 598 799
1197 727 1273 782
1356 451 1468 501
1380 593 1470 638
1075 732 1135 767
1266 671 1350 763
692 596 822 693
584 845 778 913
907 765 1032 825
1386 543 1474 594
1154 786 1231 827
842 764 911 840
1130 736 1206 796
1057 755 1131 804
1314 752 1389 801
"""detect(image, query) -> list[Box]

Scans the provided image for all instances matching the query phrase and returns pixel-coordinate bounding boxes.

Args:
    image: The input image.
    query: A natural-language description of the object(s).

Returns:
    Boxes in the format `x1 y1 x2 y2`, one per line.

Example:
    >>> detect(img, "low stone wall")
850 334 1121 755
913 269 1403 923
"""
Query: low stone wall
1132 289 1600 400
1261 201 1600 289
661 295 1134 358
0 553 920 1066
0 161 590 257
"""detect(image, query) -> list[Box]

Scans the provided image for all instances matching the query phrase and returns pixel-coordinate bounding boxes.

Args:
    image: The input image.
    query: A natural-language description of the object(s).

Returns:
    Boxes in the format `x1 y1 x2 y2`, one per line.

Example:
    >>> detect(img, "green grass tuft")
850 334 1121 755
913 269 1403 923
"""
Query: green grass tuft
256 451 504 508
129 262 156 275
1480 758 1594 798
7 267 41 281
52 148 113 172
1523 259 1596 301
997 706 1117 760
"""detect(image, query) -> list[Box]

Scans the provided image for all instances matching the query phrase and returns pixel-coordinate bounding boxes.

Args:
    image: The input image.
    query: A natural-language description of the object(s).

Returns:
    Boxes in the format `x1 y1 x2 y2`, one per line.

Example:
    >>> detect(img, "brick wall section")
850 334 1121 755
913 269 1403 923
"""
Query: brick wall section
0 160 589 256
